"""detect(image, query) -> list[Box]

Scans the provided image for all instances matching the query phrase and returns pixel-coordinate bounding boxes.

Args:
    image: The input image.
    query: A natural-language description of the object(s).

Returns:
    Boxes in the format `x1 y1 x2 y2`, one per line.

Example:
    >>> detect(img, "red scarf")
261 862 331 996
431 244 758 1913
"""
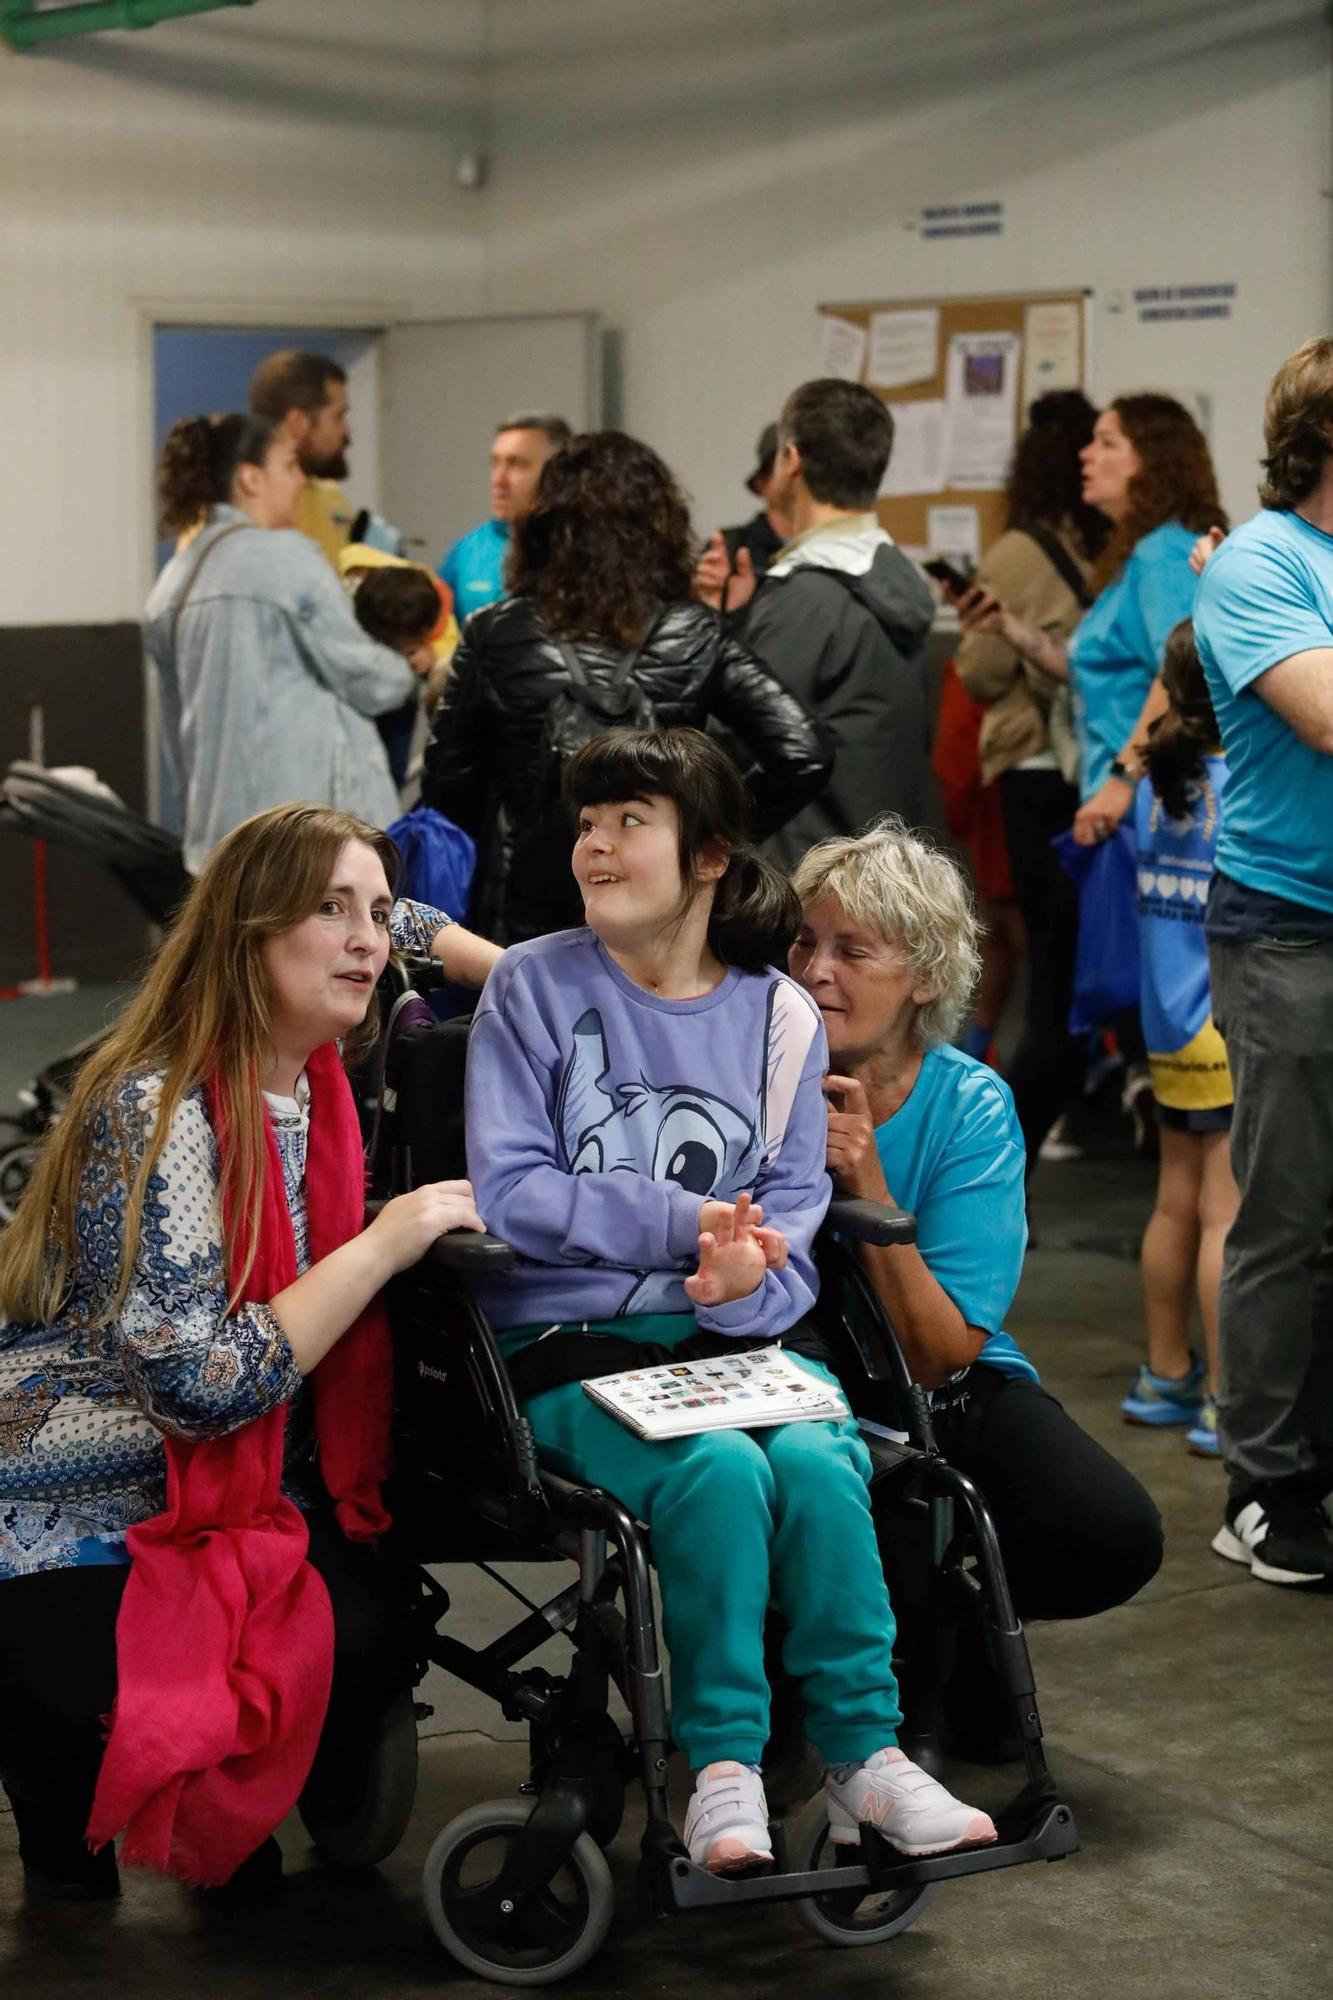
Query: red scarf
86 1041 392 1886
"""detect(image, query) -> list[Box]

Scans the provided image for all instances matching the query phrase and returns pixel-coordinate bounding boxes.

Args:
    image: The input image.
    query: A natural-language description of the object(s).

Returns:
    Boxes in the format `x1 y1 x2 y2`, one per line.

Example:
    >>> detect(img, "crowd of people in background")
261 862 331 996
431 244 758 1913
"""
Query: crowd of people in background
2 329 1332 1905
111 336 1333 1592
132 335 1333 1591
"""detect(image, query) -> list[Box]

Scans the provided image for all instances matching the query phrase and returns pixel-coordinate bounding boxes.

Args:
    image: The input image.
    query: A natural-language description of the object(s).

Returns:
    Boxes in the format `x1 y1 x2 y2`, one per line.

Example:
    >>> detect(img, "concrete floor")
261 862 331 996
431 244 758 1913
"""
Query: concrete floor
2 999 1331 1996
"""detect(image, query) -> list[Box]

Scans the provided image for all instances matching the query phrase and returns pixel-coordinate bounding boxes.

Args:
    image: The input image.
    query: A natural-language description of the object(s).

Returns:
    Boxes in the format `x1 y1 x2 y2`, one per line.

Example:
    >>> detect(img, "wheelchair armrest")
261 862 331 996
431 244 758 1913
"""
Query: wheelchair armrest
826 1194 917 1247
364 1199 518 1275
428 1230 517 1273
391 950 447 995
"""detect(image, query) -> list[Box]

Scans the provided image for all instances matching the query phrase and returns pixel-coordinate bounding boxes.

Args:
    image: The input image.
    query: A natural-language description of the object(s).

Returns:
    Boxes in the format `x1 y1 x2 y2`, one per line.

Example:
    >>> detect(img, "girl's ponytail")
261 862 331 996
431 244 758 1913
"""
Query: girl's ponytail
1145 617 1221 822
157 411 273 537
708 846 801 973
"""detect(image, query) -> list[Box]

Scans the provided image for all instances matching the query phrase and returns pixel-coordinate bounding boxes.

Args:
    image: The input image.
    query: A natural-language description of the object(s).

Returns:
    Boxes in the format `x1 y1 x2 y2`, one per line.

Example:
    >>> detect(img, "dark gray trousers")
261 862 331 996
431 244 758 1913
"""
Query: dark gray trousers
1209 936 1333 1500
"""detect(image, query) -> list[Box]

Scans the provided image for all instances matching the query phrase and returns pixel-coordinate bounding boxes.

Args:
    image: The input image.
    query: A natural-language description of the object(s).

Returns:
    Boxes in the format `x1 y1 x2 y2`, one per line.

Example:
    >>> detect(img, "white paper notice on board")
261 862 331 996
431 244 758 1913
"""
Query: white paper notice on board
879 399 949 498
945 331 1020 490
1021 301 1081 412
926 505 981 572
817 314 868 383
867 307 939 390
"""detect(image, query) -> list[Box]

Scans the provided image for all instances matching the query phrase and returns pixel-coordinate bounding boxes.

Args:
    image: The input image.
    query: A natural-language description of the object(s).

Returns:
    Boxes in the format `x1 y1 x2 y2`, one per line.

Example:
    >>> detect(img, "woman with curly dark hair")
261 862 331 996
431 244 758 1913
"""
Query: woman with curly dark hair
421 430 830 944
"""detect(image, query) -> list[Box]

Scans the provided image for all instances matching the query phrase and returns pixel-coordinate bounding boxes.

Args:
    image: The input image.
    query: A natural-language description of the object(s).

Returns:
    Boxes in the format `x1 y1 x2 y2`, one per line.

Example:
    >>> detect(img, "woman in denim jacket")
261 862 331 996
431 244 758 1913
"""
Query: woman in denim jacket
145 413 423 873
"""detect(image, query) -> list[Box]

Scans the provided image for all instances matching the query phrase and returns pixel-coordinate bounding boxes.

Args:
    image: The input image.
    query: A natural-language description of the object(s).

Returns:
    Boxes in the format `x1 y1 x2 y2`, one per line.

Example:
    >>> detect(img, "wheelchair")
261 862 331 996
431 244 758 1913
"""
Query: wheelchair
298 959 1078 1986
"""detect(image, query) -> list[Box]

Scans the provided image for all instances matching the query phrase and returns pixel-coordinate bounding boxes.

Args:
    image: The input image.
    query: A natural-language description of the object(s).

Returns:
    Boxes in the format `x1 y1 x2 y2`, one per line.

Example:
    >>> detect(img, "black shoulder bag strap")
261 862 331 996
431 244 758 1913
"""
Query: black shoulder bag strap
1020 524 1095 612
169 520 253 649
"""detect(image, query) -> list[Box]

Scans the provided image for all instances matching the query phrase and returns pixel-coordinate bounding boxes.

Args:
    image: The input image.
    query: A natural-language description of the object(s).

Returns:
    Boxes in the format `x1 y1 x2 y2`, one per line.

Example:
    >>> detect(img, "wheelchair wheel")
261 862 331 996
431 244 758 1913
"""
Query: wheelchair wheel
422 1797 615 1986
298 1687 419 1868
0 1135 39 1227
788 1793 937 1948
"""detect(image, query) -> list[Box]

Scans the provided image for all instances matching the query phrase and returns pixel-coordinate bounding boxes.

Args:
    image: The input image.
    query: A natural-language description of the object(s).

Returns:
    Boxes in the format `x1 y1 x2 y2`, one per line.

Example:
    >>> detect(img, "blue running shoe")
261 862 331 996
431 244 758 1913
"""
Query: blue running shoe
1122 1356 1205 1426
1187 1393 1220 1458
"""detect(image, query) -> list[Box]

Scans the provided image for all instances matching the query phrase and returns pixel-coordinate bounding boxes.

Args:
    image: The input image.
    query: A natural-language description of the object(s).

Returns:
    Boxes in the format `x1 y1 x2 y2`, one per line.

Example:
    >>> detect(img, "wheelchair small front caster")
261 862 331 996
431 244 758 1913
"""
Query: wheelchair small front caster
787 1794 938 1948
422 1796 615 1986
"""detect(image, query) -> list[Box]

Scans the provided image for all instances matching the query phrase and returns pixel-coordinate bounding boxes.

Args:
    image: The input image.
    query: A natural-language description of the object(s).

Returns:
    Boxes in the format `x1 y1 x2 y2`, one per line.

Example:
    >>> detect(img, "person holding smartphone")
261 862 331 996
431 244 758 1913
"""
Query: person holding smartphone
945 394 1105 1173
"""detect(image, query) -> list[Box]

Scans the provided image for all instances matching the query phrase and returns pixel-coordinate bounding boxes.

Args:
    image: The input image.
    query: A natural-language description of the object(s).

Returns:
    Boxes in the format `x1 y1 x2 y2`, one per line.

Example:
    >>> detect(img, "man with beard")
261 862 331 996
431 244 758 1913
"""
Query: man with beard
249 349 355 567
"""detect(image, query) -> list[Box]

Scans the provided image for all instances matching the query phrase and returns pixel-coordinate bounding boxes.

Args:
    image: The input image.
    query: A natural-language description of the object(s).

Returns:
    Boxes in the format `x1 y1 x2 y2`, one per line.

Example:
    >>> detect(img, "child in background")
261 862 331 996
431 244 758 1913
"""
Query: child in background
1122 620 1237 1457
346 558 455 786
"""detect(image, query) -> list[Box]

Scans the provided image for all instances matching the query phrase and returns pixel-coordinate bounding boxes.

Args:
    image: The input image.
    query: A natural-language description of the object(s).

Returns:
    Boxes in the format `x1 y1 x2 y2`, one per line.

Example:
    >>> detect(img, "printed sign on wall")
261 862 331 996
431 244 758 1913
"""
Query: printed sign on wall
1134 284 1235 323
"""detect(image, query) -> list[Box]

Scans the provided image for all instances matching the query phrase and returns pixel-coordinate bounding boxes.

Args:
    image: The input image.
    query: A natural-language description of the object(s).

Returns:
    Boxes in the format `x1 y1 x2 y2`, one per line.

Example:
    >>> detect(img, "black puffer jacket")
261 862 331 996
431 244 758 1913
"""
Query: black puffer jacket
421 595 831 944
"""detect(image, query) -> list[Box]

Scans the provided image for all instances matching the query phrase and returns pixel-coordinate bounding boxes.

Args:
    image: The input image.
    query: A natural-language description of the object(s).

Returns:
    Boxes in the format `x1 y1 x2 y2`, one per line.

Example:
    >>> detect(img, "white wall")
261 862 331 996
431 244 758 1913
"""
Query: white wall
0 0 490 625
1 0 1329 625
481 0 1333 536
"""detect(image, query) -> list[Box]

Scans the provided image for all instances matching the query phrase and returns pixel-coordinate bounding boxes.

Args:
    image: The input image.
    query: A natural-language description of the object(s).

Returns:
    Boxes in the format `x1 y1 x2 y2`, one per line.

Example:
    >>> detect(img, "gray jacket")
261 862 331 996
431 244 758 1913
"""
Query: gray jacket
741 515 937 867
144 506 415 871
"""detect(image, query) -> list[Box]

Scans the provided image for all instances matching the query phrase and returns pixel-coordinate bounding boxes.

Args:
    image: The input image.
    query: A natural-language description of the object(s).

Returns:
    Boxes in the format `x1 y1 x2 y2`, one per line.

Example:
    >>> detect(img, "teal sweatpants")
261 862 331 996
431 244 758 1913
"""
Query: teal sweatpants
517 1323 902 1770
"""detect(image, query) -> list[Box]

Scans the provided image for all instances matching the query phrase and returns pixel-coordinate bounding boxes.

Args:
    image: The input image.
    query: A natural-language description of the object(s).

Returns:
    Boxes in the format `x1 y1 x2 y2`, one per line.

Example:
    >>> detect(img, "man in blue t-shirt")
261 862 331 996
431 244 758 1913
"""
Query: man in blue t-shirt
437 411 572 620
1193 338 1333 1589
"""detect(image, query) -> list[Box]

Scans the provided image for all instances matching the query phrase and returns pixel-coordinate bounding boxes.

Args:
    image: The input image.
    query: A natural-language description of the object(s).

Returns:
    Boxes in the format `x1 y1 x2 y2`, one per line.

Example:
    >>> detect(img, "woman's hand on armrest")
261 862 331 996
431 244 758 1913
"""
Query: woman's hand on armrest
271 1181 483 1374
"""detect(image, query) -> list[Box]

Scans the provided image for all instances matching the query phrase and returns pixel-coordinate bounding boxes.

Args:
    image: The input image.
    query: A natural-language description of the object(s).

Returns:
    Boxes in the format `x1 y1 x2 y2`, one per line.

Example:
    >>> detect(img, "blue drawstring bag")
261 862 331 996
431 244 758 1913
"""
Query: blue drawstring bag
1053 823 1140 1035
386 806 476 924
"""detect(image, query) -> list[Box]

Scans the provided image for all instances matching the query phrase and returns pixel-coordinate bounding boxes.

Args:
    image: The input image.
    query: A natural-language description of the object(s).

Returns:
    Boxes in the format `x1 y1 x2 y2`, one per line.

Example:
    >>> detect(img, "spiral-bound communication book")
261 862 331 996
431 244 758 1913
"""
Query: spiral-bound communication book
581 1346 848 1442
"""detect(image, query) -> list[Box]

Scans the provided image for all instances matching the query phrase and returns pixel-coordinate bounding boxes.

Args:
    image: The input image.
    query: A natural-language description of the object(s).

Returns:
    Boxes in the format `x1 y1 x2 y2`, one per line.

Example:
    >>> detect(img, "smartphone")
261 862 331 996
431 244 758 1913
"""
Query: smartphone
923 556 975 599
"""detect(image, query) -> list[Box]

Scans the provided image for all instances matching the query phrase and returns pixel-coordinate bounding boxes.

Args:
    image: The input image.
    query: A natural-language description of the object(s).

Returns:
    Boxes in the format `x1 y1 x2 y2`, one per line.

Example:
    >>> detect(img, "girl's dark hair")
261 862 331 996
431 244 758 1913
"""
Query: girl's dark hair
508 430 696 649
1005 390 1109 561
562 726 800 973
353 566 441 647
1092 394 1227 594
157 411 274 537
1145 618 1222 821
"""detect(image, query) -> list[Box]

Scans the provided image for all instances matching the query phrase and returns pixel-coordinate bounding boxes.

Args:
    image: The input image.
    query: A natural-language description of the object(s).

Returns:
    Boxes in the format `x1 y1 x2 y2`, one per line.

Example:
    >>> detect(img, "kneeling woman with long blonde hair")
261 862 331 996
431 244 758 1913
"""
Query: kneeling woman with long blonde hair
0 804 488 1898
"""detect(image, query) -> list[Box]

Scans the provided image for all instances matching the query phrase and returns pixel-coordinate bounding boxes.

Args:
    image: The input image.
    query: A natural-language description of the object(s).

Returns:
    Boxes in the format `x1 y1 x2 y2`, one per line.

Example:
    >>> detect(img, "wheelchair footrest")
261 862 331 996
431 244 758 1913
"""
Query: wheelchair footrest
661 1800 1079 1911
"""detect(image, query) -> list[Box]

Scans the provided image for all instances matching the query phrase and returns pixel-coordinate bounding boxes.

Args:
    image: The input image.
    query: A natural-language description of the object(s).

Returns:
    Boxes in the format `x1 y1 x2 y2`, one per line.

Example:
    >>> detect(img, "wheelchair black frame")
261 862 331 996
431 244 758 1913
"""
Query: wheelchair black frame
370 956 1078 1944
393 1229 1078 1934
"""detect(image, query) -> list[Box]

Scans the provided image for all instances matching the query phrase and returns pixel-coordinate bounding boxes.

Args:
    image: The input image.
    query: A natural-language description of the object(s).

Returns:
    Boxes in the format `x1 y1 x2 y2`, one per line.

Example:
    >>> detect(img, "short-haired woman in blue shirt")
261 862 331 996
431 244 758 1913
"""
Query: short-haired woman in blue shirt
790 821 1163 1755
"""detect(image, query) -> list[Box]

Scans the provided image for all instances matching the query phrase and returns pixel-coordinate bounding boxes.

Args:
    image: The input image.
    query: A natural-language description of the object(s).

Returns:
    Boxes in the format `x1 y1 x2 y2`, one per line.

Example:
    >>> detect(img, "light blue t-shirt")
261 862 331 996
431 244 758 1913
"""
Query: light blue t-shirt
873 1044 1037 1385
1193 507 1333 917
1068 520 1199 799
439 517 510 617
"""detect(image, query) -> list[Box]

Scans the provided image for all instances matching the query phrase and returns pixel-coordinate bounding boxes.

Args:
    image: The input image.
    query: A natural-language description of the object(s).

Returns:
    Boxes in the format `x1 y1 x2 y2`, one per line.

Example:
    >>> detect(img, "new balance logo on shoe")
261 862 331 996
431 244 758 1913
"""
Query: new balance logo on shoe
1212 1496 1333 1587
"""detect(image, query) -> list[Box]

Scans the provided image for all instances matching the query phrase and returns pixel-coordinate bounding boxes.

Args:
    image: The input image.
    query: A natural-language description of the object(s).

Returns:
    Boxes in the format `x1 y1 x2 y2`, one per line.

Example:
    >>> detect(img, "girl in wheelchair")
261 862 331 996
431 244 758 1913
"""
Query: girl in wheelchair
465 726 997 1874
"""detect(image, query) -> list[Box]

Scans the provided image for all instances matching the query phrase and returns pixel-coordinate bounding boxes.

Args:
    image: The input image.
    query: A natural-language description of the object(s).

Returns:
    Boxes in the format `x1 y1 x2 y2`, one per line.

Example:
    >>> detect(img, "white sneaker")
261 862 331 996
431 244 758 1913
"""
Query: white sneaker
825 1747 998 1857
683 1761 774 1874
1038 1114 1082 1163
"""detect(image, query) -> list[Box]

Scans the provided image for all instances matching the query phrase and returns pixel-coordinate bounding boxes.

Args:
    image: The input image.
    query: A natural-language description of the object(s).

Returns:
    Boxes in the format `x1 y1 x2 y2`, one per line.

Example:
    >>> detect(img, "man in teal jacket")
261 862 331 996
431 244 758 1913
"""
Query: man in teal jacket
438 412 572 618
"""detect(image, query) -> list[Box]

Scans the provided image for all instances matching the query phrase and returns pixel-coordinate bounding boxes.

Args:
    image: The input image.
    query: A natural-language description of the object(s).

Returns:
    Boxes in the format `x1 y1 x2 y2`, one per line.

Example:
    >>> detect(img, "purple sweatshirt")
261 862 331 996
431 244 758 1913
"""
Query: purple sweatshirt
465 928 831 1338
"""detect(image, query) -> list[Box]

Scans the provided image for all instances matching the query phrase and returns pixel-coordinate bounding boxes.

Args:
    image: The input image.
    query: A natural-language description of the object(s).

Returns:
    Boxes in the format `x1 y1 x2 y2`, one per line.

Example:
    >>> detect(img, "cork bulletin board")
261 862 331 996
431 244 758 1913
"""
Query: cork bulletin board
815 290 1090 573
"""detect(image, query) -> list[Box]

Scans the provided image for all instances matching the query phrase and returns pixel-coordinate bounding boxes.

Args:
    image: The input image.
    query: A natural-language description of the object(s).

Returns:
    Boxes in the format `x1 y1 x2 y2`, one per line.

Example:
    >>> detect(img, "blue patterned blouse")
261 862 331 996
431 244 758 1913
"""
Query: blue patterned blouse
0 899 450 1579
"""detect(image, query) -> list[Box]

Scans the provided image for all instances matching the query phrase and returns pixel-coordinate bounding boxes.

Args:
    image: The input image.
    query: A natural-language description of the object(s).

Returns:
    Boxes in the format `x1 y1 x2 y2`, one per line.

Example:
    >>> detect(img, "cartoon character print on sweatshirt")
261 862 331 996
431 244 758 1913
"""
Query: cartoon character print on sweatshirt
554 979 819 1313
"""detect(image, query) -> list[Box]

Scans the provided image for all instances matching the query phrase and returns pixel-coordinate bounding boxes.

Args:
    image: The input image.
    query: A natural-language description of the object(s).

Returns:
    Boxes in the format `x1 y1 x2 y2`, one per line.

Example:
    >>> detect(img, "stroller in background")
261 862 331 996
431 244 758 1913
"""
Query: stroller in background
0 761 190 1223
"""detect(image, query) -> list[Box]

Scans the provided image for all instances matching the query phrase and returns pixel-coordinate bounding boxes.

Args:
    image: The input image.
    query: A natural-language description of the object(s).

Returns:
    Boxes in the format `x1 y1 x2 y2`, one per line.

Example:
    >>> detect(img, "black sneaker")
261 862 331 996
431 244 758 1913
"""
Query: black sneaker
1212 1491 1333 1587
